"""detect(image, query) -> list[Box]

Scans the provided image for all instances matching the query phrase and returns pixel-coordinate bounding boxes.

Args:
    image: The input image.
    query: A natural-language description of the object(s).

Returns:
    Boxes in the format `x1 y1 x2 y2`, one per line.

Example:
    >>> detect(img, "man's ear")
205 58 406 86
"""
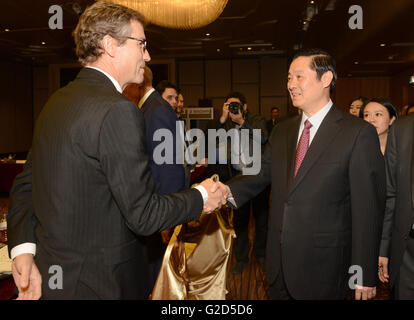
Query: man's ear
101 34 118 58
243 104 248 112
321 71 333 90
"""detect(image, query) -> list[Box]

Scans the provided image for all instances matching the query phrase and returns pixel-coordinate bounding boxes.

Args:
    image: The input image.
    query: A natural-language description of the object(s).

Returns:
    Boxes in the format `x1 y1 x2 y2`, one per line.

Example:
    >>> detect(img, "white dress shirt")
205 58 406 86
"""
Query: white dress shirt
297 100 333 146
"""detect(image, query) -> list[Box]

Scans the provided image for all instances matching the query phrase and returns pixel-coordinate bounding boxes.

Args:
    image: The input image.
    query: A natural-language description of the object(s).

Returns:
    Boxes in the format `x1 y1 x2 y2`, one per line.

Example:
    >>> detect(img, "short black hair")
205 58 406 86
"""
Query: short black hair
225 91 246 105
349 96 368 107
360 97 399 120
156 80 178 96
271 107 279 112
406 103 414 115
292 49 337 93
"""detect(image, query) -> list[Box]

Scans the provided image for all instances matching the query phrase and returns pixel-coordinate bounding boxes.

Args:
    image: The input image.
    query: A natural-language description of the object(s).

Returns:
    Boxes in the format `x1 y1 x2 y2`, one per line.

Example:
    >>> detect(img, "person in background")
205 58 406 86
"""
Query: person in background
218 91 269 274
156 80 178 112
405 104 414 116
348 96 368 117
266 107 280 135
135 66 186 290
378 113 414 299
360 98 398 155
176 91 184 118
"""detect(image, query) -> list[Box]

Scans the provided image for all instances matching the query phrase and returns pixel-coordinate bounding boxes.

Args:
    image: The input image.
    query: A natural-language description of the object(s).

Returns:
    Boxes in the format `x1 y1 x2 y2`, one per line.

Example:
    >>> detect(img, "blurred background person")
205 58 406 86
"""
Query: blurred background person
218 91 269 274
348 96 368 117
360 98 398 155
266 107 280 135
176 91 184 118
156 80 178 112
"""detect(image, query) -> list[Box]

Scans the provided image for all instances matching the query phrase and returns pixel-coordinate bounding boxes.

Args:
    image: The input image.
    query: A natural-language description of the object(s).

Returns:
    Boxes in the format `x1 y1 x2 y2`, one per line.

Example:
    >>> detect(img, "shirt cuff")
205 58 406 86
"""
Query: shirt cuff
227 197 237 208
10 243 36 260
194 185 208 206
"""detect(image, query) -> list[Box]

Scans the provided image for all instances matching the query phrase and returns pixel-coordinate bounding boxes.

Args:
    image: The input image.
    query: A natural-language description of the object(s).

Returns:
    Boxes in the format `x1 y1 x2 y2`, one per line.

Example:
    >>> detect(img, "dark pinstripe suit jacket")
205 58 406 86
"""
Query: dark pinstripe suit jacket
7 68 203 299
228 105 386 299
380 114 414 287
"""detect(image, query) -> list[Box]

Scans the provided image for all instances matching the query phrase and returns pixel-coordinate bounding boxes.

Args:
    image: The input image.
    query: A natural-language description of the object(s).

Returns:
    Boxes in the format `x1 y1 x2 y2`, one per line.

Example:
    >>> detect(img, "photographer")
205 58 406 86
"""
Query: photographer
217 92 269 274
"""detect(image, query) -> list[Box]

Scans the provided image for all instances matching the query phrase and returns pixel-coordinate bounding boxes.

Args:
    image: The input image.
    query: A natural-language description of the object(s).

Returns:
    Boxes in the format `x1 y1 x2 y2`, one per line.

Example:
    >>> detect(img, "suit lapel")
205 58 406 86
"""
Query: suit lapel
288 105 343 196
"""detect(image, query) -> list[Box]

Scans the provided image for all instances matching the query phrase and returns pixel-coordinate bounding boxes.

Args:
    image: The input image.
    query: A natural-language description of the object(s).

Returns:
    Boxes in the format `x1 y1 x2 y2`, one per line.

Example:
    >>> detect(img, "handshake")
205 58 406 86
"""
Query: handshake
198 174 233 213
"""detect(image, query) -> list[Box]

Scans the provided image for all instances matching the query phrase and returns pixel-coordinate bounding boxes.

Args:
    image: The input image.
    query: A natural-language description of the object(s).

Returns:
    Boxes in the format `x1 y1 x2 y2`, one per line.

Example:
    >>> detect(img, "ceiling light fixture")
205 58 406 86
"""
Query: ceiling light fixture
111 0 229 30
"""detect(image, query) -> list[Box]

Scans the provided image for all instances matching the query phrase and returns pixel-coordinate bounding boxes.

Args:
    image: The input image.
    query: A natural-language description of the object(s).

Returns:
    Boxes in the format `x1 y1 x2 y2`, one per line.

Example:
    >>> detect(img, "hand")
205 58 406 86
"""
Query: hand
198 158 208 167
12 253 42 300
199 178 226 213
354 285 376 300
161 229 172 244
378 256 389 283
228 108 245 126
220 103 229 123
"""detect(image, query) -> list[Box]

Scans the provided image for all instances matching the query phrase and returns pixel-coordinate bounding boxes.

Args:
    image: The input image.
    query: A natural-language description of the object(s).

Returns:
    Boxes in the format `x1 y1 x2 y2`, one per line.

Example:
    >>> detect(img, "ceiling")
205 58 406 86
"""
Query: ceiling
0 0 413 77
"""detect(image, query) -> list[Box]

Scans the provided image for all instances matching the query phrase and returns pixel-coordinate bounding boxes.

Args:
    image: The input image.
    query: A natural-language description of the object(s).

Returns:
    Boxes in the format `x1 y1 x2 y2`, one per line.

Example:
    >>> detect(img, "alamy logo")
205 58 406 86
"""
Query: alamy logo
48 265 63 290
152 123 262 175
348 265 363 289
49 5 63 30
348 5 363 30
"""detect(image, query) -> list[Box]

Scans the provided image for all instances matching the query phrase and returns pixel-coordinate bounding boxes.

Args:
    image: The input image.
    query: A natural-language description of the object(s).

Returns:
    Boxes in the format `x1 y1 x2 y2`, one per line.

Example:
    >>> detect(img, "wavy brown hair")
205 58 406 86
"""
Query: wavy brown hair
73 1 145 65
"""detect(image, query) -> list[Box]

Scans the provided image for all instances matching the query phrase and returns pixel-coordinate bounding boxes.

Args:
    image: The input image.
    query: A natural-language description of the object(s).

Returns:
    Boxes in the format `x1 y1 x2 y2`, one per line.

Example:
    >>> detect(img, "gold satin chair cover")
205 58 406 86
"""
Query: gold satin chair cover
150 206 235 300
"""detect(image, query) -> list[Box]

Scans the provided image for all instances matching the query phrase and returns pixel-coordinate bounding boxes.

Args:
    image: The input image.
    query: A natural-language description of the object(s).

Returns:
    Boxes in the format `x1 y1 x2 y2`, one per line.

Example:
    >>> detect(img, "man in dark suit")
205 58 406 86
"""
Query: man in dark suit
266 107 280 135
223 49 386 299
137 66 186 288
217 92 269 274
378 113 414 299
7 1 224 300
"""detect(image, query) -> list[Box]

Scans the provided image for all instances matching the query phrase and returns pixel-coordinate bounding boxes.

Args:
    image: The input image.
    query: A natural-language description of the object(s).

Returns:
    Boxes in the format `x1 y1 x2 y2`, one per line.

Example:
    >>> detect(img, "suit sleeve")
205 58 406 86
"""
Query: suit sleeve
241 114 269 146
7 150 38 256
379 124 397 257
99 101 203 236
144 104 185 195
227 128 274 208
349 123 386 287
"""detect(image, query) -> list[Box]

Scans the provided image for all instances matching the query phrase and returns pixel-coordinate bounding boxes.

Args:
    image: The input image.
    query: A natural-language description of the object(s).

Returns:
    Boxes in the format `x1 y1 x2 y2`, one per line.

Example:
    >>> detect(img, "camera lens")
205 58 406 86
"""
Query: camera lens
228 102 241 114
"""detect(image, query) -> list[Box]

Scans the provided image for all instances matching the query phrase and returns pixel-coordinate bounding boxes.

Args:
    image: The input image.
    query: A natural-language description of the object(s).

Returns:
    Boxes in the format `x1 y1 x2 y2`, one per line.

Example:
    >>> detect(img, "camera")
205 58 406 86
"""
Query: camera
228 101 242 114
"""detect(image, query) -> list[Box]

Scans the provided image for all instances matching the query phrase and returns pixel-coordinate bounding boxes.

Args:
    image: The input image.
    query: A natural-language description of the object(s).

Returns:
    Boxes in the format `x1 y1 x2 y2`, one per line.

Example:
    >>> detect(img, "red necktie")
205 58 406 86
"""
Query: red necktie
293 120 312 178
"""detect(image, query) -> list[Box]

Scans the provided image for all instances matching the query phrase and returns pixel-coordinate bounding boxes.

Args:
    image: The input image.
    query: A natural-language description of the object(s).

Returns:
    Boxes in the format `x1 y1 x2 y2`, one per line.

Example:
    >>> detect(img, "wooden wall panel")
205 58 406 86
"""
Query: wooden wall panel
334 77 390 111
178 60 204 85
180 85 204 107
0 61 32 154
261 96 289 119
260 57 288 96
232 83 260 115
232 59 259 83
205 60 231 98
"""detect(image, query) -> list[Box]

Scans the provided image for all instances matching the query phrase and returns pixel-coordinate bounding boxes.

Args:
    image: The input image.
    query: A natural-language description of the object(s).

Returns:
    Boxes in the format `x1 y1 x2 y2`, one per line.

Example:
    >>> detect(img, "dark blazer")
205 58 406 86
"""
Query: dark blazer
7 68 203 299
380 114 414 287
266 119 277 136
228 104 386 299
217 111 268 182
141 90 185 195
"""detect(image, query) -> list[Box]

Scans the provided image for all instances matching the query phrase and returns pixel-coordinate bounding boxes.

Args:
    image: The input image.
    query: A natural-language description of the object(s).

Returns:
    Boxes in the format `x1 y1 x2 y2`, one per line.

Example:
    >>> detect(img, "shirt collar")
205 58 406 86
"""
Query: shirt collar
138 88 155 108
300 99 333 130
85 66 123 93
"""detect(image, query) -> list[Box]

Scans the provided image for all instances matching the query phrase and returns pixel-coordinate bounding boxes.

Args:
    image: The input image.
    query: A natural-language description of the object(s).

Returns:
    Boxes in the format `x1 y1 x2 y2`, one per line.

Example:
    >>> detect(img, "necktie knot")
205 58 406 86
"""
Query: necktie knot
304 119 313 130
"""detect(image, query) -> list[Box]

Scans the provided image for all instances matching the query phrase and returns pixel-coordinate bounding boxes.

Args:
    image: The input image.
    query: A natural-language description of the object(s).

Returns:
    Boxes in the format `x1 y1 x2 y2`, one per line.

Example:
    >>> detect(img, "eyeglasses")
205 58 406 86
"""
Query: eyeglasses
122 36 147 53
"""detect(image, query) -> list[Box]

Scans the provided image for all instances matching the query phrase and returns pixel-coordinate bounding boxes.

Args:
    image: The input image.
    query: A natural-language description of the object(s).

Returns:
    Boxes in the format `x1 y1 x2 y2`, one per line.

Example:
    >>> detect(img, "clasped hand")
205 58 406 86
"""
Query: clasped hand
199 178 232 213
